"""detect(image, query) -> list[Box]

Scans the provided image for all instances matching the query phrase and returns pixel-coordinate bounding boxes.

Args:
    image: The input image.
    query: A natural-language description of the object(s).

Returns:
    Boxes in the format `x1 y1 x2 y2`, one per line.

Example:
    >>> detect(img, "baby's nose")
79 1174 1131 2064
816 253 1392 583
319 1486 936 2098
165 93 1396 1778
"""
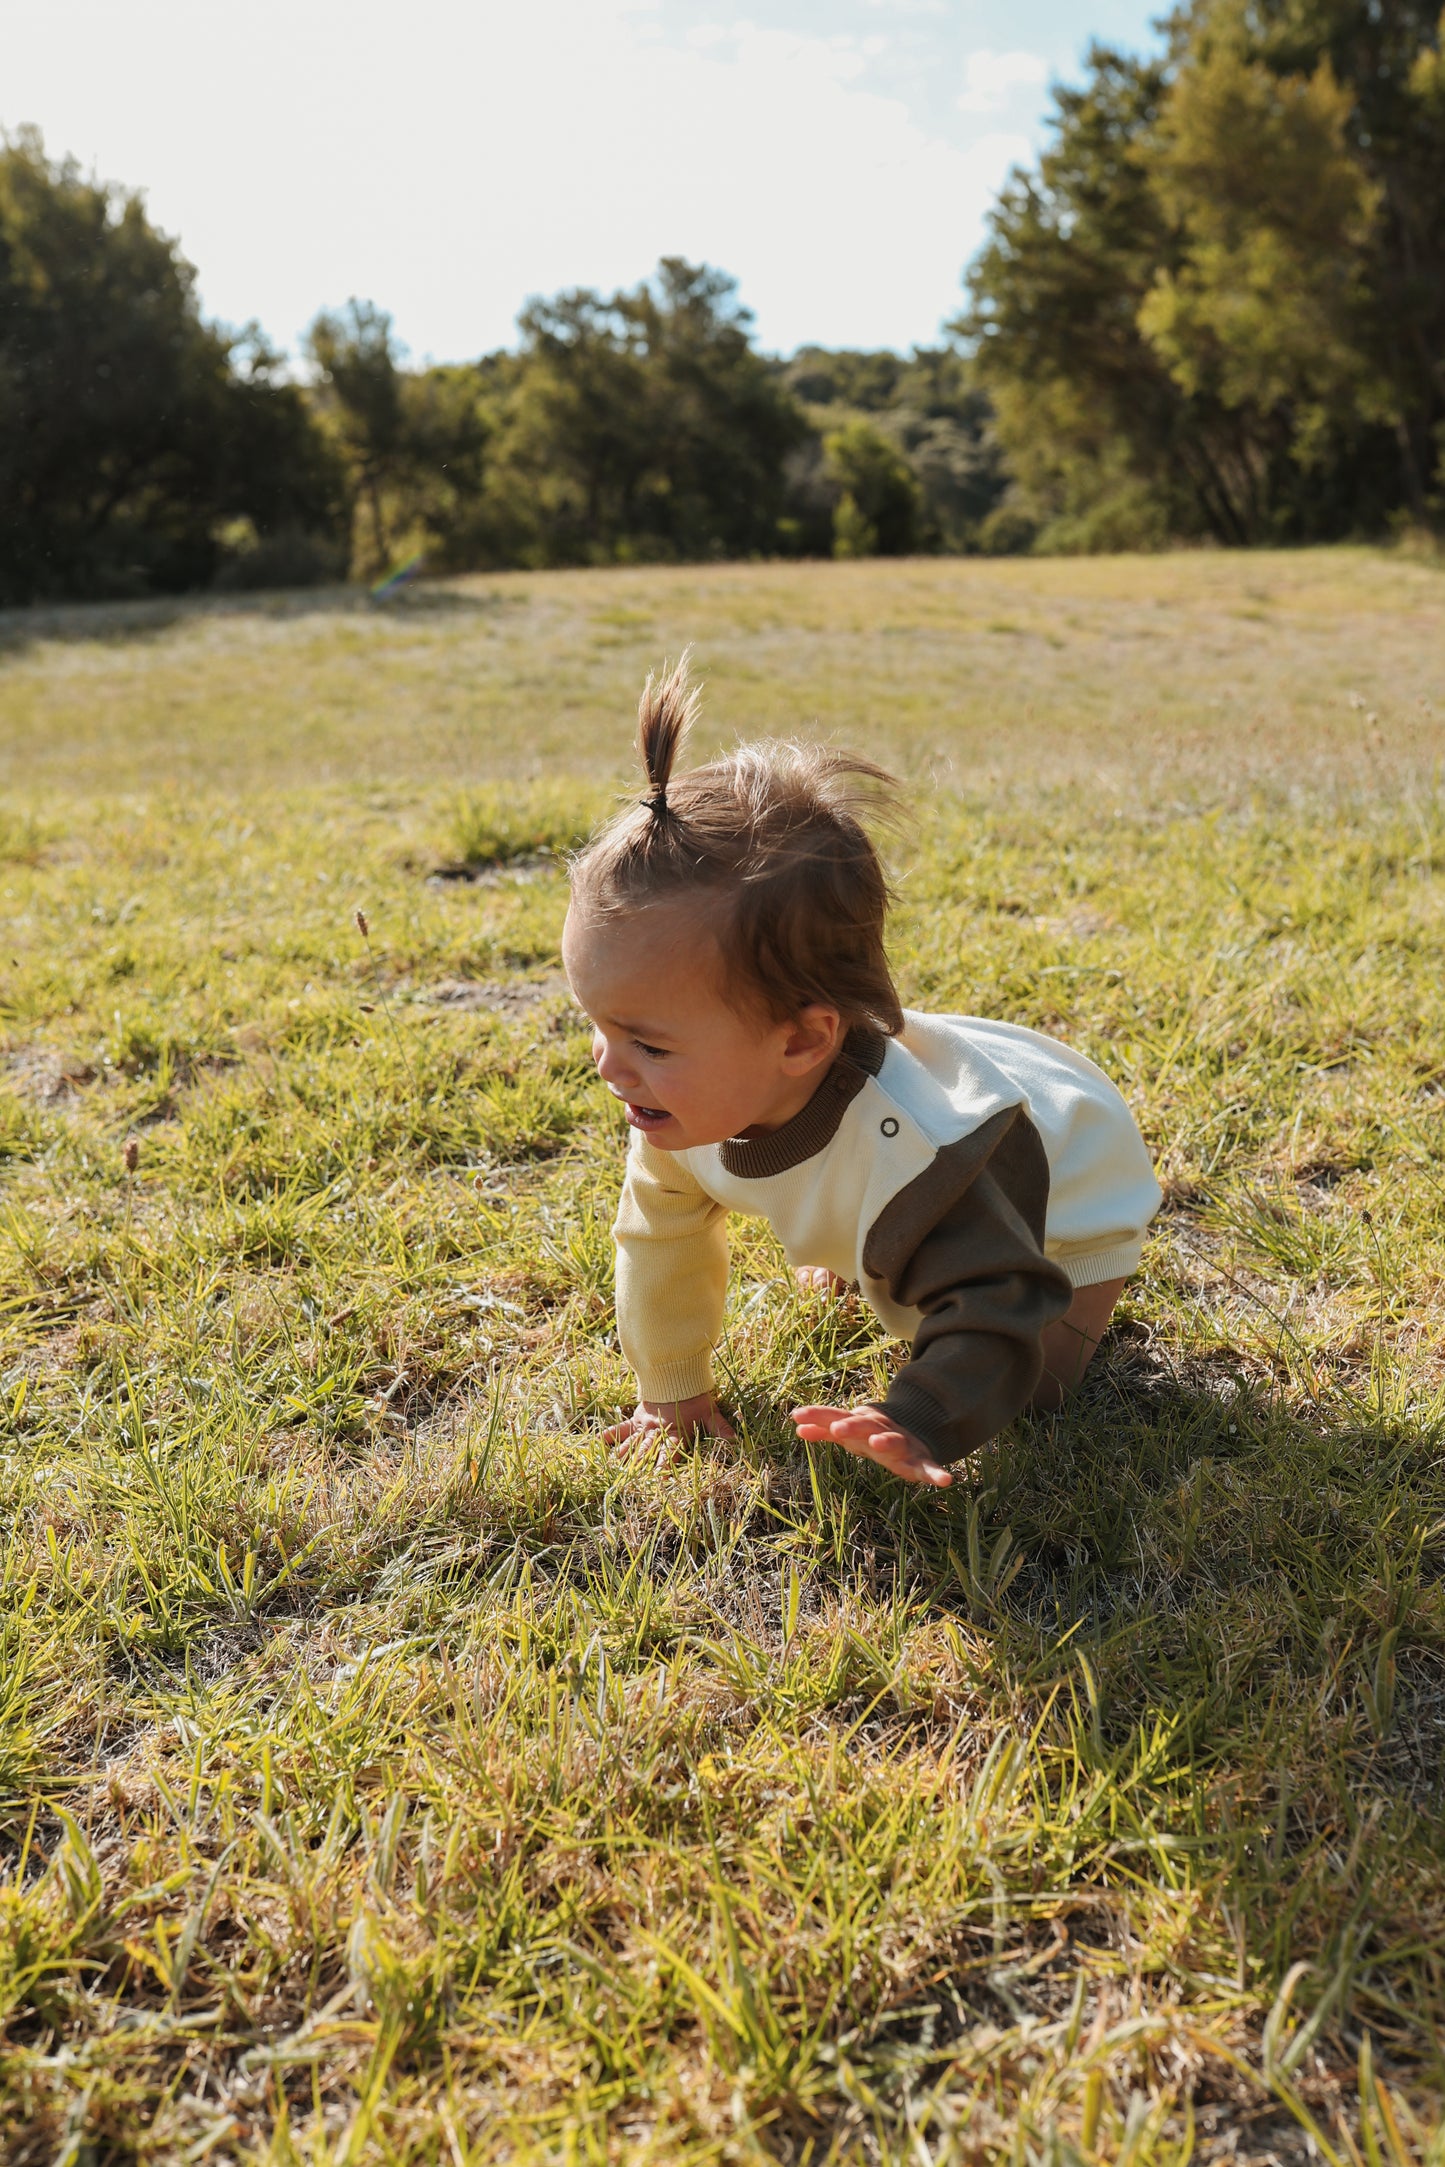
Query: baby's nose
594 1037 627 1085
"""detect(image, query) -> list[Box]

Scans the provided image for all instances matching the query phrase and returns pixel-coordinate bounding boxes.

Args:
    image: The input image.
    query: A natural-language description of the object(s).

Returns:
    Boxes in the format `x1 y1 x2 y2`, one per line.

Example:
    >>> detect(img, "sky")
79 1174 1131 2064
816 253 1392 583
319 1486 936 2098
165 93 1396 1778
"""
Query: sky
5 0 1165 366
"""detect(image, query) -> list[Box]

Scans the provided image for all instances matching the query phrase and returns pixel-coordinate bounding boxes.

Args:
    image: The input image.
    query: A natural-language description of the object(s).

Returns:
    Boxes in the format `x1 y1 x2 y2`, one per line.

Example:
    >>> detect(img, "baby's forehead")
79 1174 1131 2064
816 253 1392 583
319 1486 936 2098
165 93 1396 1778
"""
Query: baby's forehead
566 896 724 972
568 929 756 1042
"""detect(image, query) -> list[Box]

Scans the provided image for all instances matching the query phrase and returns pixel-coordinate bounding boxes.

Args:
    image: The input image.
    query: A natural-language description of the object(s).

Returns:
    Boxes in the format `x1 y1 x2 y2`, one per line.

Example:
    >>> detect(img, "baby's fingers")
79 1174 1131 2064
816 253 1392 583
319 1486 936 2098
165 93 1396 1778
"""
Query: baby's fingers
819 1412 901 1448
790 1404 954 1487
857 1430 954 1487
829 1421 910 1458
877 1444 954 1488
604 1416 656 1451
790 1402 849 1442
830 1425 953 1483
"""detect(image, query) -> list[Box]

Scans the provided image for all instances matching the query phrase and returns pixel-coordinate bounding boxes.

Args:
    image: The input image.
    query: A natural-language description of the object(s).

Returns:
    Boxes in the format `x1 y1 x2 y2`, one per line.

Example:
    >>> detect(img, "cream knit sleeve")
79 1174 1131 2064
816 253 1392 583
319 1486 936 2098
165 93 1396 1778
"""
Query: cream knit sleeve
613 1134 729 1404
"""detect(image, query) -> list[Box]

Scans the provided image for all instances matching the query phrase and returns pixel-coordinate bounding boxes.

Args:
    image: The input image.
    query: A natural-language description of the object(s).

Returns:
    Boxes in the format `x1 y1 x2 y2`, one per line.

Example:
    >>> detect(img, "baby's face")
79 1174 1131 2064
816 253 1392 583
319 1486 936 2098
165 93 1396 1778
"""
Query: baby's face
562 900 840 1150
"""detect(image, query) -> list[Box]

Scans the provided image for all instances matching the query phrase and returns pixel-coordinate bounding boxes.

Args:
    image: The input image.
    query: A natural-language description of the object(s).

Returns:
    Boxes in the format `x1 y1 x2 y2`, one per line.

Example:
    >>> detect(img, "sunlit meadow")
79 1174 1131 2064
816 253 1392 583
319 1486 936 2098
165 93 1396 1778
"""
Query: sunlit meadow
2 550 1444 2162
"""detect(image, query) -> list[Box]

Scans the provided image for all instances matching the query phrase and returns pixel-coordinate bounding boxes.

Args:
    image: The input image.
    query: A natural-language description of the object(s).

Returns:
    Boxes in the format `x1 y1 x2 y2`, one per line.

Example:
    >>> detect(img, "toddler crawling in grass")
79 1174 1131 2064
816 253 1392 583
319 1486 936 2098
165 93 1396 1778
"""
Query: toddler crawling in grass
562 658 1161 1488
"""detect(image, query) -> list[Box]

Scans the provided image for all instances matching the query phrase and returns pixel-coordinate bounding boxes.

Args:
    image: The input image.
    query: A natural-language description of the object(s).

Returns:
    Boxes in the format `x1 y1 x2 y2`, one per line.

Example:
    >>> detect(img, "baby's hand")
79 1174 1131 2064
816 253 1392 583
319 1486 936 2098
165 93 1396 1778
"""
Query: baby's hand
789 1403 954 1488
605 1394 737 1454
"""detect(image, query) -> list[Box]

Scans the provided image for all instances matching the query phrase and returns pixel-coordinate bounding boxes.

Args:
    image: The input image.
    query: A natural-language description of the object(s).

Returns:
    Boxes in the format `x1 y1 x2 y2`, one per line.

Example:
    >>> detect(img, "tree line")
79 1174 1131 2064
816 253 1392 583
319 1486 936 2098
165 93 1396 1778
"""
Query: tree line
0 129 1004 608
1 0 1440 604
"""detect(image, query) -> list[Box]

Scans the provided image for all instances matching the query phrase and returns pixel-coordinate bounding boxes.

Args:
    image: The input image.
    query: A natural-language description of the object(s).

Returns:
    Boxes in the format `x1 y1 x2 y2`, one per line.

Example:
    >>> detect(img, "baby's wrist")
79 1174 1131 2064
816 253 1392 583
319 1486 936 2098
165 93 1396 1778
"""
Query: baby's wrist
640 1390 716 1422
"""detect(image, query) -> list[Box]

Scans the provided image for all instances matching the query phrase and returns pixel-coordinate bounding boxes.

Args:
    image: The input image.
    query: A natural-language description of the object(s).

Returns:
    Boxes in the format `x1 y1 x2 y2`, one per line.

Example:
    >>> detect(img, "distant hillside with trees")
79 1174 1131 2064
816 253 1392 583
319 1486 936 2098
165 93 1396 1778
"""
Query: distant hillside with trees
1 0 1440 604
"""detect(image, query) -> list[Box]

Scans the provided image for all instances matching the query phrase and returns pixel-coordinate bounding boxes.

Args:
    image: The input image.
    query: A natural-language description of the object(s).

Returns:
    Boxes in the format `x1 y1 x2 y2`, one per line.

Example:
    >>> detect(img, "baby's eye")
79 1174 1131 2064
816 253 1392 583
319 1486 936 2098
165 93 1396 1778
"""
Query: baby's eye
634 1040 670 1060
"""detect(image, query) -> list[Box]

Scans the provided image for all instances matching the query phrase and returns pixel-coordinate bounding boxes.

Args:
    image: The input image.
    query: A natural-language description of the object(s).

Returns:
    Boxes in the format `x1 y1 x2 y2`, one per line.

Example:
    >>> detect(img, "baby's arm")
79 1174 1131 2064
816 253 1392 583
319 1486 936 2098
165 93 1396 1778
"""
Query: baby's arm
610 1132 730 1444
791 1106 1073 1482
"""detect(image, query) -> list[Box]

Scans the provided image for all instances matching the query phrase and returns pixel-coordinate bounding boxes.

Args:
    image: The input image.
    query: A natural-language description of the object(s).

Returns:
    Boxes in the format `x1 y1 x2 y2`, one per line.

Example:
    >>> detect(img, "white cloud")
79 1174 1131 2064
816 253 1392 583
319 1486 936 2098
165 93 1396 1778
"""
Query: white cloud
957 48 1049 114
4 0 1040 358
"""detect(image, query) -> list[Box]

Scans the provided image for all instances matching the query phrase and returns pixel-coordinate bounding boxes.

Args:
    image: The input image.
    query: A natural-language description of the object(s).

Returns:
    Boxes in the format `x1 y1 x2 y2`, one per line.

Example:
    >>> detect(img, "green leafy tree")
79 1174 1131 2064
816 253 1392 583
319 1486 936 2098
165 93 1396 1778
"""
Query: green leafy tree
887 349 1010 551
785 346 1009 553
305 301 407 575
1410 16 1445 502
305 303 491 579
384 366 493 574
1214 0 1445 519
478 261 806 566
823 421 920 557
633 260 808 559
958 51 1240 547
0 129 344 603
495 287 657 562
786 348 907 413
957 2 1445 548
1138 40 1386 459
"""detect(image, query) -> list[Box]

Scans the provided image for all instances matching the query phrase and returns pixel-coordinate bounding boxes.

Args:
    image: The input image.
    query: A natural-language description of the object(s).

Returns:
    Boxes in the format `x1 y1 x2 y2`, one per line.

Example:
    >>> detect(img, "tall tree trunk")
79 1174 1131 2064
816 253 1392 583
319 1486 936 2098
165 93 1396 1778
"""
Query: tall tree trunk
366 466 389 569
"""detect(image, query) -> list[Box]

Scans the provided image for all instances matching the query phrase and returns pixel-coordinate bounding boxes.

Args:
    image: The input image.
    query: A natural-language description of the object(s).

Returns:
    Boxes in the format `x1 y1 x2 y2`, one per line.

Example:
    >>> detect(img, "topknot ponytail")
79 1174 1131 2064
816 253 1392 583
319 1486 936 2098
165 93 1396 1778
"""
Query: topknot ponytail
571 654 906 1036
637 650 701 818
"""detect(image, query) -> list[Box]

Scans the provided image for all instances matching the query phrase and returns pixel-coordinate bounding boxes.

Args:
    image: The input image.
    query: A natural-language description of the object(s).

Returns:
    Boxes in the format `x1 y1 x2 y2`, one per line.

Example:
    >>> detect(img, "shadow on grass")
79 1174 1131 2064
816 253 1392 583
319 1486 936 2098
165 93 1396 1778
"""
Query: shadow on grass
716 1339 1444 2079
728 1331 1445 1796
0 579 510 655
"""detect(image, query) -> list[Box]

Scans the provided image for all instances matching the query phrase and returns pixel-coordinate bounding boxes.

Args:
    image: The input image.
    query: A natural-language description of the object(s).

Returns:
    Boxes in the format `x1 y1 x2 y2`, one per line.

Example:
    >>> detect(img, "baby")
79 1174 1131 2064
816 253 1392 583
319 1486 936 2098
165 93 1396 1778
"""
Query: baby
562 658 1162 1489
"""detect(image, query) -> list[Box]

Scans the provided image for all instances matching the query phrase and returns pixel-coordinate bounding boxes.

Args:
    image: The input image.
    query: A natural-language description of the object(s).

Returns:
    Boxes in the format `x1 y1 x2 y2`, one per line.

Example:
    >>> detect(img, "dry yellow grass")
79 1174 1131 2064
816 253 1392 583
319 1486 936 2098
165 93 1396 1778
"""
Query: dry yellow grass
1 548 1440 801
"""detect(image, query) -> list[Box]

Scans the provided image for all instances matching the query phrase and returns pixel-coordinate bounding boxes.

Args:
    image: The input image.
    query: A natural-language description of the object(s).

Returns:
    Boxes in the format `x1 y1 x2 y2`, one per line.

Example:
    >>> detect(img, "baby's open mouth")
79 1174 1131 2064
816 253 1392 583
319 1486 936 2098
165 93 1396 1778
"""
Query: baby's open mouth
624 1101 671 1129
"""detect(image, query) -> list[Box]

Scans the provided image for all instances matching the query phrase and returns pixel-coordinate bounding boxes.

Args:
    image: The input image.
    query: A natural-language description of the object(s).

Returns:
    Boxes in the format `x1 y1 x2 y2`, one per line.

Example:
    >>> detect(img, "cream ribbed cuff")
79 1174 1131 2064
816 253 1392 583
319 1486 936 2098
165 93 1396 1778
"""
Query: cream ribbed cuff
1058 1239 1145 1290
632 1352 716 1405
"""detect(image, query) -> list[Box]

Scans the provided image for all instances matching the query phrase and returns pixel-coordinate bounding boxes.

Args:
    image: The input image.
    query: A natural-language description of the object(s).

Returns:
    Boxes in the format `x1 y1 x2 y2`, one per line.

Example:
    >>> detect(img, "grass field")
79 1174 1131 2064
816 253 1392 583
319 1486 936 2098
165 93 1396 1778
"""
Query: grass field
1 549 1444 2164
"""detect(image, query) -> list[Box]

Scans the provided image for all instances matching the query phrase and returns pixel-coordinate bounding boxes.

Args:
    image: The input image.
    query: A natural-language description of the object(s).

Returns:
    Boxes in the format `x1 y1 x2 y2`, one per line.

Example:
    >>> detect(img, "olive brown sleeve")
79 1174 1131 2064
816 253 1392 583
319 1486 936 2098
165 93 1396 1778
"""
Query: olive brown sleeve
864 1106 1074 1465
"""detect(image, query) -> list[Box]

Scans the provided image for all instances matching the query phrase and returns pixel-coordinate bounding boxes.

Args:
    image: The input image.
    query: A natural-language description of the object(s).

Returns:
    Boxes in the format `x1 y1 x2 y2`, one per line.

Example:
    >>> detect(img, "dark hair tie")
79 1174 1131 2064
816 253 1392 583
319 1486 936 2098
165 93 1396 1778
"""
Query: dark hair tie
645 789 669 818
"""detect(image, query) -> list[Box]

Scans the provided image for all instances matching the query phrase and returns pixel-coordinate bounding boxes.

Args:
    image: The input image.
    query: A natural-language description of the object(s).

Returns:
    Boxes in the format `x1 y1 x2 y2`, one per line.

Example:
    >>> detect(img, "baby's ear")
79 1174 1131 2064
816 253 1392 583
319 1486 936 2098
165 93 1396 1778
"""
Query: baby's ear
782 1004 843 1070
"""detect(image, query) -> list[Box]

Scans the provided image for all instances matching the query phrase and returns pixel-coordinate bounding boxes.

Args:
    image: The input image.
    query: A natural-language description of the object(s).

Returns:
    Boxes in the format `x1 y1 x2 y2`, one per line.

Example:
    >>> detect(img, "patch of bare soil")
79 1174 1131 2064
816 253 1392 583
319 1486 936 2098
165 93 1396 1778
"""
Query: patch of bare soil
419 973 568 1017
426 852 557 887
6 1048 97 1104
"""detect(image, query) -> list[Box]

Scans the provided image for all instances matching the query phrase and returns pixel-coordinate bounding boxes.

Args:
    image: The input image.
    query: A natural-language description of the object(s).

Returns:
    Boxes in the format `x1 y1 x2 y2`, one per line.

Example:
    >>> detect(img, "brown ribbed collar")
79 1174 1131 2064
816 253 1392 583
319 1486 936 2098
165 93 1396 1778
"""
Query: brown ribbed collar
718 1027 886 1179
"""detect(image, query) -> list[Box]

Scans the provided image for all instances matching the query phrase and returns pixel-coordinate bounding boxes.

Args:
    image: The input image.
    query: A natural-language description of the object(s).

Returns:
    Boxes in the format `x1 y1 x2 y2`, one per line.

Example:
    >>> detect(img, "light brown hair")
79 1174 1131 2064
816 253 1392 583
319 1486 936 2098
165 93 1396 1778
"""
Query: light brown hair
569 653 905 1035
